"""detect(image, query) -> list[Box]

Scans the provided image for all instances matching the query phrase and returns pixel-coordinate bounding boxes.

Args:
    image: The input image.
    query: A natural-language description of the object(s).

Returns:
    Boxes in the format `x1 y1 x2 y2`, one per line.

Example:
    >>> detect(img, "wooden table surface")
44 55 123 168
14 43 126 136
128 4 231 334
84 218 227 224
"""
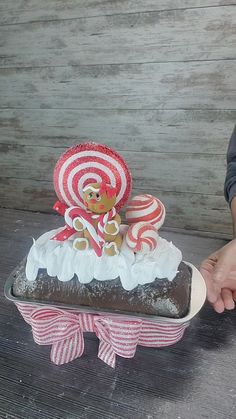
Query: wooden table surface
1 208 236 419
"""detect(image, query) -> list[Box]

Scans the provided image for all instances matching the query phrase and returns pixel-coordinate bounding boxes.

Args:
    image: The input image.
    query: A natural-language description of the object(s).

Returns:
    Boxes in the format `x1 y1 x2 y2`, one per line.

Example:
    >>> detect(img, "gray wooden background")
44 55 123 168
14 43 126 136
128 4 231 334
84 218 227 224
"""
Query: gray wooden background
0 0 236 238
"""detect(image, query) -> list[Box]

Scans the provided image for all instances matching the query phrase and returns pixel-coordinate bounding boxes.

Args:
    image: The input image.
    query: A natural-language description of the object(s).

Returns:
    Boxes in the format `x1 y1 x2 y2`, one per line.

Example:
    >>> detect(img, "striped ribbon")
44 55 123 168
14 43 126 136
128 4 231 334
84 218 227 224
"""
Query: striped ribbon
16 303 189 368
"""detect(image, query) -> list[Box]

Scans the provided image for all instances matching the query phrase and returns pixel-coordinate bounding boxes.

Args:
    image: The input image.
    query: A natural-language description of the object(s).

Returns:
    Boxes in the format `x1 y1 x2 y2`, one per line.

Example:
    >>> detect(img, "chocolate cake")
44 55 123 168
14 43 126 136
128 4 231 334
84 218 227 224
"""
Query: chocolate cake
9 142 193 320
12 259 191 319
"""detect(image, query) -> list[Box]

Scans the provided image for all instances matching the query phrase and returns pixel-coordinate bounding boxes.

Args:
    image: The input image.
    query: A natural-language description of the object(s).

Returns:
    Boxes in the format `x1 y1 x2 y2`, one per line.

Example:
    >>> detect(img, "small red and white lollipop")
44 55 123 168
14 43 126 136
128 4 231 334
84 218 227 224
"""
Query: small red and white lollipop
53 142 132 211
125 194 165 230
126 222 159 254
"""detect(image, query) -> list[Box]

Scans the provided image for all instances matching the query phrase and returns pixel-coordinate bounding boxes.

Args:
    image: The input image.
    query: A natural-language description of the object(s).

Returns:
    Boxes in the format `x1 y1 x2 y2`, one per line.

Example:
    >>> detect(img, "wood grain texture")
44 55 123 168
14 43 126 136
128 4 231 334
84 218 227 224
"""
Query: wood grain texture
0 144 227 195
1 208 236 419
0 2 235 237
1 6 236 67
1 60 236 110
0 1 236 25
0 178 231 236
0 108 233 153
0 177 57 213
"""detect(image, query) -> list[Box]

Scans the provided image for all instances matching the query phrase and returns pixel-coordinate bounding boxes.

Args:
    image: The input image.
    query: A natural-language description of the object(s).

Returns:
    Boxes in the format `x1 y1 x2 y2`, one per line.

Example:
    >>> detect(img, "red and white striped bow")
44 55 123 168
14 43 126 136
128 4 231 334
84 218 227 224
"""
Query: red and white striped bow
16 303 189 368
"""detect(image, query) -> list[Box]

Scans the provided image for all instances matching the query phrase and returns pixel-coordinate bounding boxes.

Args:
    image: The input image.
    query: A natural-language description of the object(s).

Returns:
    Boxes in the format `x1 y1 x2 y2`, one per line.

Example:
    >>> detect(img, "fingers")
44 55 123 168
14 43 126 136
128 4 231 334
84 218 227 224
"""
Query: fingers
225 270 236 281
200 261 220 304
211 289 235 313
212 295 225 313
200 243 236 312
212 240 236 284
202 270 219 304
212 260 231 284
221 288 235 310
218 278 236 291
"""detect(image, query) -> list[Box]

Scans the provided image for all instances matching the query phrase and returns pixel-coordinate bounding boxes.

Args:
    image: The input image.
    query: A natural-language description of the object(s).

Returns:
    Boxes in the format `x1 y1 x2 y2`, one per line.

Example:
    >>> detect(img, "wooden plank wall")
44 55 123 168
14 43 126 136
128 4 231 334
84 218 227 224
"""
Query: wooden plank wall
0 0 236 237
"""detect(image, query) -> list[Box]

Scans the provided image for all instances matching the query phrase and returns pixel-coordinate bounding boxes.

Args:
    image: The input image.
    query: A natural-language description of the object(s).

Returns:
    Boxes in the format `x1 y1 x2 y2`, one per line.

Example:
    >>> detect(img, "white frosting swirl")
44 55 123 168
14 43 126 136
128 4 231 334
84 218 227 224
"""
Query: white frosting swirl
25 226 182 291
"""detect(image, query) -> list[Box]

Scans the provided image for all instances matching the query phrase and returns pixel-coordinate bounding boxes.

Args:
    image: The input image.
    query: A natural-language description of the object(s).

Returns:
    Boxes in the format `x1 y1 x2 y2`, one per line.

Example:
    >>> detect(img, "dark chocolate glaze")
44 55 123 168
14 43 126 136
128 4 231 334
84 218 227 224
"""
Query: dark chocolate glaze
12 261 192 318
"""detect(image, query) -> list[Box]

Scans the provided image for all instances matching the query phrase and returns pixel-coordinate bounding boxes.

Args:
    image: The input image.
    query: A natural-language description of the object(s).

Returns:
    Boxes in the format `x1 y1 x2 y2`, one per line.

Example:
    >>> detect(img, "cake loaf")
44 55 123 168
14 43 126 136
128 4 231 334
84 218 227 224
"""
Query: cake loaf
12 260 191 319
12 223 192 318
11 143 193 319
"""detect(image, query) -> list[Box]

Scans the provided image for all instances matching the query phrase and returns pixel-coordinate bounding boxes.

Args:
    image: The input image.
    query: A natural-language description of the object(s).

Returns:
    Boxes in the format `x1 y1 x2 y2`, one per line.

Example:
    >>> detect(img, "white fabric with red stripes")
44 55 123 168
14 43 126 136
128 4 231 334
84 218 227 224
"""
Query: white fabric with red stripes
16 303 189 368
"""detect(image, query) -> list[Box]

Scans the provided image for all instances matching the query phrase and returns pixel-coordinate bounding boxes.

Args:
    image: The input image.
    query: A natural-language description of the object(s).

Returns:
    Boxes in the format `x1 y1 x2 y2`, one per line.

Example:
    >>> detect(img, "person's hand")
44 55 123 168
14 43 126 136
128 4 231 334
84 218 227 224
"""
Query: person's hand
200 239 236 313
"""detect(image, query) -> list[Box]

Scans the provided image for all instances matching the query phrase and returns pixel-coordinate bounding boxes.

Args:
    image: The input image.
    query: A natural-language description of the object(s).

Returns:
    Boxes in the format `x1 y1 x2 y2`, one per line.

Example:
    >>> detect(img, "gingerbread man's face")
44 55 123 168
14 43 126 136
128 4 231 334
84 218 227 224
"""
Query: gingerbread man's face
83 183 116 214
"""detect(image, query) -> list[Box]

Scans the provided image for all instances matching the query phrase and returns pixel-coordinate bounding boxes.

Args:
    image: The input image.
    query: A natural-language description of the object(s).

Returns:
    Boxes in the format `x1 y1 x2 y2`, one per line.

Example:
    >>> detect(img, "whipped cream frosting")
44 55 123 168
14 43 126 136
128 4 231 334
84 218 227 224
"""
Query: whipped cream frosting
25 225 182 291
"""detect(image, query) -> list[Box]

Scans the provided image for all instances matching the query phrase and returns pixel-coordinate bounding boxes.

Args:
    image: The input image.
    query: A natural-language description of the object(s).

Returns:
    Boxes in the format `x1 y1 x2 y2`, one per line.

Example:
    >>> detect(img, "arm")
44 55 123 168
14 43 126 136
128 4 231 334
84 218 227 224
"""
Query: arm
200 126 236 312
231 196 236 238
224 125 236 236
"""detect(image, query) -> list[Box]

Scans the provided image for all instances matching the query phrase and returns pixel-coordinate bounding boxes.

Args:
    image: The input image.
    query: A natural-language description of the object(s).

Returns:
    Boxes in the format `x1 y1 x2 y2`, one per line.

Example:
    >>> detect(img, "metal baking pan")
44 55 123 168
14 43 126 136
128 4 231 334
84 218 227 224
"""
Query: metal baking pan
4 261 206 324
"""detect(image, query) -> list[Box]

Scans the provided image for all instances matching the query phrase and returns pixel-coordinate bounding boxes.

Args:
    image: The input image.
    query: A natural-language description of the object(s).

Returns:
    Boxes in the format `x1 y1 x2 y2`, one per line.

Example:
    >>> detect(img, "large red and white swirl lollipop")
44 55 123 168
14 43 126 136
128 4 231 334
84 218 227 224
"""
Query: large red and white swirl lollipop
54 142 132 211
125 194 165 230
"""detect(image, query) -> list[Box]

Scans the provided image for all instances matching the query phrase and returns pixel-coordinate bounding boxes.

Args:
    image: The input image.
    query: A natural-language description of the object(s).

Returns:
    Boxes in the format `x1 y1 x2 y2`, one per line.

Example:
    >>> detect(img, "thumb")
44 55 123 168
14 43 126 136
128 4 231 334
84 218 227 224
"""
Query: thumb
212 256 231 284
